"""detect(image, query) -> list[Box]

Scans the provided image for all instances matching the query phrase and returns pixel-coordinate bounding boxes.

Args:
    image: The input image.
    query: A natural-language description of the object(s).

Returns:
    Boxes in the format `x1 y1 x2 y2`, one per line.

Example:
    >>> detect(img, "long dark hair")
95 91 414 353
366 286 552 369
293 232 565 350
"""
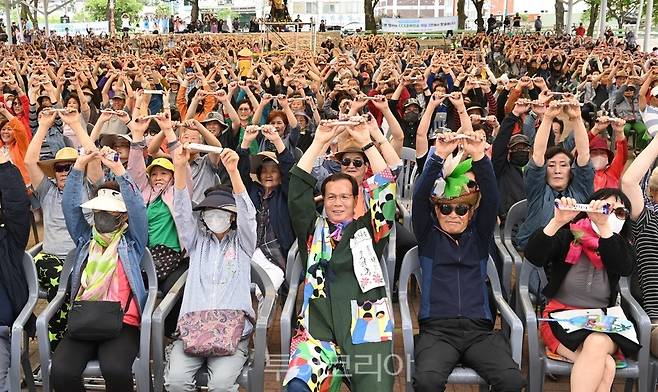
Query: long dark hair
576 188 633 241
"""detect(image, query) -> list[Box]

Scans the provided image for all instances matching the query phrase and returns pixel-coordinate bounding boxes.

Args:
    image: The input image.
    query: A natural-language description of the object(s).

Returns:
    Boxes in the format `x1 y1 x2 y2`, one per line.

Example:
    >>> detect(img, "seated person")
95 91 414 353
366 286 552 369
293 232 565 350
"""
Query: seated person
51 146 148 392
0 151 31 391
164 146 256 392
515 99 594 250
238 125 295 295
283 121 397 392
411 130 524 392
526 192 637 390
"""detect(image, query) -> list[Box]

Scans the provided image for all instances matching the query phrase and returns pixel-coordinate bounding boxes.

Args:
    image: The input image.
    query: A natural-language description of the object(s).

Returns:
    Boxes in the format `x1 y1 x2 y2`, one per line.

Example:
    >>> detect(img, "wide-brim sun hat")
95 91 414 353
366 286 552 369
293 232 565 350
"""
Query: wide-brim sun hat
192 187 237 213
80 188 127 212
37 147 79 178
250 151 279 175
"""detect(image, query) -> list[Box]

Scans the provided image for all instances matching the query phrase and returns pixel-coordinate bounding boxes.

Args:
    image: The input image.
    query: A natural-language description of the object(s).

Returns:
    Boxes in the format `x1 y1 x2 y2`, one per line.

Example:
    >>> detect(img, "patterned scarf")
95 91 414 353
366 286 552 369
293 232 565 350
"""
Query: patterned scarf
77 224 128 301
301 217 335 328
566 218 603 270
329 219 353 242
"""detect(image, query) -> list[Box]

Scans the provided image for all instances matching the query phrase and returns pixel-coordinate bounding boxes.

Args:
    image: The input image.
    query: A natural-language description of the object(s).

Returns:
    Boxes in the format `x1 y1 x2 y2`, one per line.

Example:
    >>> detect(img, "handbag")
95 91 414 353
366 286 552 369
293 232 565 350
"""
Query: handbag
67 292 133 341
151 244 187 280
177 309 252 357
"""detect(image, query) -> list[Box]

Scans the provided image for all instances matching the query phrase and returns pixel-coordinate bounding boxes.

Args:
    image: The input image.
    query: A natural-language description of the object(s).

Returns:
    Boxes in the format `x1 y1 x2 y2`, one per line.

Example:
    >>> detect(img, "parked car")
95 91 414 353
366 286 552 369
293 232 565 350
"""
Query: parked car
341 22 363 36
624 12 638 25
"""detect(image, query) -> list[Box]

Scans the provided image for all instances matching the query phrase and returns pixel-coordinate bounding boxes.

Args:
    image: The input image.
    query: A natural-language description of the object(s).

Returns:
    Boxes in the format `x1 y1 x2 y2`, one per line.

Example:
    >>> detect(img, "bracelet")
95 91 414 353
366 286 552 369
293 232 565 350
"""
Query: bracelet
361 142 375 152
166 139 180 150
131 140 147 149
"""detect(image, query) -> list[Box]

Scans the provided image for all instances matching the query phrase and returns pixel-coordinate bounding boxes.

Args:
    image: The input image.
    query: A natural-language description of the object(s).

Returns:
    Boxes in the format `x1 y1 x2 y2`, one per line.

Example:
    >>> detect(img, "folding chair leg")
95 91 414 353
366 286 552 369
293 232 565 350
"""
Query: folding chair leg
623 378 634 392
30 211 39 243
21 334 35 392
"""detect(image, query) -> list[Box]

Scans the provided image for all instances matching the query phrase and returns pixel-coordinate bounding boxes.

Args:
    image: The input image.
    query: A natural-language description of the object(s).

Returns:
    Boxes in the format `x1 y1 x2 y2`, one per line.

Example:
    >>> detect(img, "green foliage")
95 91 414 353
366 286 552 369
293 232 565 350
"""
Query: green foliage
84 0 143 28
154 3 170 18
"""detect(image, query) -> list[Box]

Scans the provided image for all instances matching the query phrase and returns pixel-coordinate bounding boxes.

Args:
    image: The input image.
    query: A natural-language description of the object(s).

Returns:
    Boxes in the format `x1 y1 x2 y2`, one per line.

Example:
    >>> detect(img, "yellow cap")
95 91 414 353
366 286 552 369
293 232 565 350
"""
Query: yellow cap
146 158 174 174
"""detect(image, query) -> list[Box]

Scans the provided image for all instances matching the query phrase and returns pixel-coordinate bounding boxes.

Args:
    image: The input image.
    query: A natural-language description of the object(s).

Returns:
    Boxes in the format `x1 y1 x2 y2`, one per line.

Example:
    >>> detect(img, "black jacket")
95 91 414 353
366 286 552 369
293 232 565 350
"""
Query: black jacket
0 162 31 326
525 225 634 306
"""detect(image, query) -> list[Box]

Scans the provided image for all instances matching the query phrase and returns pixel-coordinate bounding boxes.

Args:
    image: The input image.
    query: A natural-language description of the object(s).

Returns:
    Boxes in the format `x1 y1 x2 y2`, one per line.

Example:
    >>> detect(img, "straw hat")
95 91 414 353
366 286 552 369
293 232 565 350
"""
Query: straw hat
37 147 78 178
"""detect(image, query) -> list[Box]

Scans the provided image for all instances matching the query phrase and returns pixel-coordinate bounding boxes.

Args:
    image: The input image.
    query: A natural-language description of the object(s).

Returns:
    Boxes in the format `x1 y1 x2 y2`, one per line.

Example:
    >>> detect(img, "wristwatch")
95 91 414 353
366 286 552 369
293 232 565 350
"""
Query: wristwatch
361 142 375 152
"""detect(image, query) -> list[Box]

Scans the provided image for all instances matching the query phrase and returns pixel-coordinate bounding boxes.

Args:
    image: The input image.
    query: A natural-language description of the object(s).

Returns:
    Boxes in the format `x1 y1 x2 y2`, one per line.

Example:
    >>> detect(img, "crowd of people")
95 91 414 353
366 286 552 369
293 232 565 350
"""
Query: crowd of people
0 27 656 392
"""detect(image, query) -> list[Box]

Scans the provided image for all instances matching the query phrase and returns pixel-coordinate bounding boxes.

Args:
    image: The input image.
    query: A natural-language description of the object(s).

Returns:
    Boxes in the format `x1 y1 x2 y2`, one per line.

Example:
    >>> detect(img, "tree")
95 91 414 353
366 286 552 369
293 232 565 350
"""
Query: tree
190 0 198 24
584 0 600 36
84 0 143 32
555 0 565 34
606 0 636 28
154 3 170 18
364 0 379 33
472 0 485 32
457 0 466 29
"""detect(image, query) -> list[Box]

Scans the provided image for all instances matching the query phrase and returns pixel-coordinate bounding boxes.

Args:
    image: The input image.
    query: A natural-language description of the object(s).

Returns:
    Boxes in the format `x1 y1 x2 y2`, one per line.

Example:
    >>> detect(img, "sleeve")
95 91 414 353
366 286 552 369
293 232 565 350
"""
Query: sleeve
172 187 200 251
522 113 537 144
288 165 320 242
486 91 497 117
235 190 257 256
504 88 522 115
0 162 30 250
471 157 500 241
62 168 92 244
492 113 517 175
9 118 28 155
525 226 568 268
126 144 149 194
278 147 295 194
237 147 256 194
116 173 148 253
606 138 628 180
363 167 397 243
523 158 549 203
412 152 444 244
176 85 187 119
569 161 595 202
598 234 634 276
286 125 301 149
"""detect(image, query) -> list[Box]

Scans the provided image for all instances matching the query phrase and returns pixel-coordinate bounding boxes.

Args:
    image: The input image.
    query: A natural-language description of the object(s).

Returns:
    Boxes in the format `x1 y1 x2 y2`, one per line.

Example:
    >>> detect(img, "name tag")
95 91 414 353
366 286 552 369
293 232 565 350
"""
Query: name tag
350 228 385 293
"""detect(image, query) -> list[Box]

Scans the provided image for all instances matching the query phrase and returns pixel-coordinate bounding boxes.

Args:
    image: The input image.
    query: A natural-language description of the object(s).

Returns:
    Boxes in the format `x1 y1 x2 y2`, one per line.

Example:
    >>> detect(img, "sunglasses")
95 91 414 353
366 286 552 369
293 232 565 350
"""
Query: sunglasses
54 164 72 173
341 158 365 168
610 206 630 220
467 180 479 190
437 203 471 216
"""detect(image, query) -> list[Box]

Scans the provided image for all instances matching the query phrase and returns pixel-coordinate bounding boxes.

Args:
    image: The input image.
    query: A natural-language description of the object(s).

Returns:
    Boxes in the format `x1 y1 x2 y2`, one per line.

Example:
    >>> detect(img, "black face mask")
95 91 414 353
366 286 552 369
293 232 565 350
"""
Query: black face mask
509 151 530 167
404 112 420 123
94 211 124 233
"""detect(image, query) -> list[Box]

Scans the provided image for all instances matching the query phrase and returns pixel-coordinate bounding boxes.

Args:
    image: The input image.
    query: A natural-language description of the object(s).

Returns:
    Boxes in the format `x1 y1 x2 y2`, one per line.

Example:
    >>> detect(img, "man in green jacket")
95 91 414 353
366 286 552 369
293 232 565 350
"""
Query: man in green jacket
283 121 399 392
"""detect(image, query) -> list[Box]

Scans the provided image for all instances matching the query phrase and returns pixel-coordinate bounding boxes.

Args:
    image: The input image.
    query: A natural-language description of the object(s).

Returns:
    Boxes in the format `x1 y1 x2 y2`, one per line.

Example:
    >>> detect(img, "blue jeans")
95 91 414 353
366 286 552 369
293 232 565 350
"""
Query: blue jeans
286 378 311 392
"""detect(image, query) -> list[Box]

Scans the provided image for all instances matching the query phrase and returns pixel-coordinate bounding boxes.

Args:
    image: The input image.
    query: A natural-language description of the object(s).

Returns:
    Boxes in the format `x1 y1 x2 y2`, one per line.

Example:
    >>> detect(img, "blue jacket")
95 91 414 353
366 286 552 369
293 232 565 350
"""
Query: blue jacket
412 153 499 321
238 146 295 257
62 169 149 314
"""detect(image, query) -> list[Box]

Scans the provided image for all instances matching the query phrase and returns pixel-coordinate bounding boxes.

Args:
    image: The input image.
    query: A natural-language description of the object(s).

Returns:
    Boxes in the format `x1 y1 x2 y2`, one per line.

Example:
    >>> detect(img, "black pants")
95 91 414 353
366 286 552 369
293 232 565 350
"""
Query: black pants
51 324 139 392
413 318 524 392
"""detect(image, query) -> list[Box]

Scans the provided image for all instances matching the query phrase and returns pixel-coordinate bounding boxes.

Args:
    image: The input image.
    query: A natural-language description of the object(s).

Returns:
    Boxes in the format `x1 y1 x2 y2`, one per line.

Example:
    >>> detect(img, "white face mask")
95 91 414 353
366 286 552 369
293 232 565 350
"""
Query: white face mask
202 209 232 234
591 155 609 171
592 213 626 236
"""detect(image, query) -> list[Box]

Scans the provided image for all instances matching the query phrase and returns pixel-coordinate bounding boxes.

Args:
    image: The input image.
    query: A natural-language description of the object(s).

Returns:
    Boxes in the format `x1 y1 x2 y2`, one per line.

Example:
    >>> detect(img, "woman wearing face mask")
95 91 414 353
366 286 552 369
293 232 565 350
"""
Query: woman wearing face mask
622 131 658 359
165 145 257 392
127 111 187 289
525 191 636 392
588 118 628 191
52 145 148 392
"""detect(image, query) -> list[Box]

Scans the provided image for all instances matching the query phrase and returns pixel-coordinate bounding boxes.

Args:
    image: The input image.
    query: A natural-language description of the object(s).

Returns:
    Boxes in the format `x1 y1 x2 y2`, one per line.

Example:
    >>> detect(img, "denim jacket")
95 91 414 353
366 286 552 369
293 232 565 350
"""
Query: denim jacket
62 168 149 313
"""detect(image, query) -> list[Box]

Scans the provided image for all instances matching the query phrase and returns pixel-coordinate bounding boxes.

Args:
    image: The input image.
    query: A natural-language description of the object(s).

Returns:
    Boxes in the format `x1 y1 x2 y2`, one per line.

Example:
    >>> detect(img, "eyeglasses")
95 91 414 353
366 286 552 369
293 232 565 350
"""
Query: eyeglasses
611 206 630 220
340 158 365 168
54 164 72 173
325 193 354 203
437 203 471 216
466 180 479 190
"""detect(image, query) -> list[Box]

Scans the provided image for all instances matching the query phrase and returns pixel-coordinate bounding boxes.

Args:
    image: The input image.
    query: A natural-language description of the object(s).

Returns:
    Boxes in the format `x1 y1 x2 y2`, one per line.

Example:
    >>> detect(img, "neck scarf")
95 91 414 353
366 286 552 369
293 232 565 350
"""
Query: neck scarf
77 223 128 301
566 218 603 270
329 219 353 242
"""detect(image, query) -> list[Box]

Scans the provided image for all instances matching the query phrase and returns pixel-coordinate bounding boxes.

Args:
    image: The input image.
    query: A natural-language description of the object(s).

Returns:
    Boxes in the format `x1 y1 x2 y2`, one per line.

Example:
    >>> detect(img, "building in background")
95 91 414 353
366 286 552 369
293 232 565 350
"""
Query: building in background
375 0 454 18
287 0 364 29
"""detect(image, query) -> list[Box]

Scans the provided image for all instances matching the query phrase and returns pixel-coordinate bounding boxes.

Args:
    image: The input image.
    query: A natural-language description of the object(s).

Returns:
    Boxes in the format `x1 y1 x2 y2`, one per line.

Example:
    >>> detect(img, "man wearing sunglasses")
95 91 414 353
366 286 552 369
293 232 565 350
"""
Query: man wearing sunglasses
411 130 524 392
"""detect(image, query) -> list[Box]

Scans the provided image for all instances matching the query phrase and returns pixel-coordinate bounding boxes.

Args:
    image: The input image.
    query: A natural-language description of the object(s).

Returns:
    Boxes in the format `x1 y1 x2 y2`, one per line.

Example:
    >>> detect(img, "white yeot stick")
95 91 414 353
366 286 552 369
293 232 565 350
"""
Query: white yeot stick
143 89 163 95
184 142 224 154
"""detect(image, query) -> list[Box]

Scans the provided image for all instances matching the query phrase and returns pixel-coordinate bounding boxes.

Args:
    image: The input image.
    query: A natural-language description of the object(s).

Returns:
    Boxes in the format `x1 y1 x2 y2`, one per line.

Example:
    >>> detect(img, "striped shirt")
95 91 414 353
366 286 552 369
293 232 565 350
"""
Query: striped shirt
632 207 658 319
